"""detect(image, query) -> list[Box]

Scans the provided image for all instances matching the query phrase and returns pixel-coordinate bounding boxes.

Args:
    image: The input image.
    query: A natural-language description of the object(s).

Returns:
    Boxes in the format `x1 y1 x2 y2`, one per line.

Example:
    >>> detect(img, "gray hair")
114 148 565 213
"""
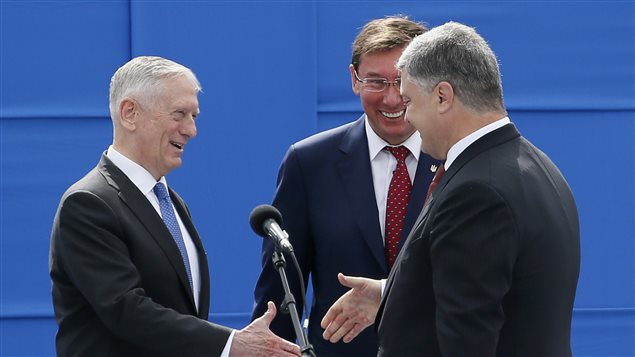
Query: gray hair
397 21 505 113
109 56 201 120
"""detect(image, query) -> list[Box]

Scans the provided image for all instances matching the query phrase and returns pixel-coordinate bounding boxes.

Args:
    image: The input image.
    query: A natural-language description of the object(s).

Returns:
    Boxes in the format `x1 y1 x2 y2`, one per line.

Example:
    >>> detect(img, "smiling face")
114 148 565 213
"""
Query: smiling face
129 75 199 179
350 46 415 145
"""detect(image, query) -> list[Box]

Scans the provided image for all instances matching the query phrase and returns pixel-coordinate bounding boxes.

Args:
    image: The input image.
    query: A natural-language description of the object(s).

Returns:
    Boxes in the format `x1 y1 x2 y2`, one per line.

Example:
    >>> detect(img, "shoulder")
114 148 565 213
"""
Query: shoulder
59 157 126 211
63 166 108 198
280 120 363 171
292 120 359 152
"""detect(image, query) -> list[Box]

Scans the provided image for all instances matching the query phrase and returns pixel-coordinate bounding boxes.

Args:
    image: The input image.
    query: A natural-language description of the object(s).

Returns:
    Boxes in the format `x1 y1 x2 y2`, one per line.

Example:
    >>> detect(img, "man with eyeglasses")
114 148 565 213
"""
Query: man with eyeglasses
252 16 441 356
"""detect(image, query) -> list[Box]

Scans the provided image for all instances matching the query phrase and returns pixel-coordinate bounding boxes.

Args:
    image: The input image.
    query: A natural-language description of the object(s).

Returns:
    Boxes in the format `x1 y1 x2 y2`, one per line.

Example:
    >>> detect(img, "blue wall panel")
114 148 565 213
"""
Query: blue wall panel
0 2 130 118
1 1 633 356
316 2 634 113
0 117 112 308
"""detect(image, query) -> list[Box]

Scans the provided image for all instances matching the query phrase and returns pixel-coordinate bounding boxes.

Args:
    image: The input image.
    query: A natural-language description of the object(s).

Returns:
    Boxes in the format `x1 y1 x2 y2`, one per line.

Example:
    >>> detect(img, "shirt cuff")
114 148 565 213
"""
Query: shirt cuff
220 329 236 357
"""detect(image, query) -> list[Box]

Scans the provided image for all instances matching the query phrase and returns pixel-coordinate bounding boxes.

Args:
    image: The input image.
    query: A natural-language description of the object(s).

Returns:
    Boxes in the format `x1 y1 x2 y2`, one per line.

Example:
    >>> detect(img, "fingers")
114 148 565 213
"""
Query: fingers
232 306 301 357
343 323 365 343
279 338 302 356
322 308 367 343
321 274 367 331
323 318 358 343
320 303 341 329
322 273 379 345
259 303 301 355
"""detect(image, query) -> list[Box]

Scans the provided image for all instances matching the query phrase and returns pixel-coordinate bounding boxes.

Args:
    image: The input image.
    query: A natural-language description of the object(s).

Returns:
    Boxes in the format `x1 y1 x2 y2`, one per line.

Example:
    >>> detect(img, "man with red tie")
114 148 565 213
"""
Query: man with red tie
321 22 580 357
252 16 442 357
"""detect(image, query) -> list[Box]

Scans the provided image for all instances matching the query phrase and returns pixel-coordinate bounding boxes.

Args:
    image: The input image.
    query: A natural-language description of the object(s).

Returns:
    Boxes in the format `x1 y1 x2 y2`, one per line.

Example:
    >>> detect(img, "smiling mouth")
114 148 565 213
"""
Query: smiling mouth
170 141 184 150
381 110 405 118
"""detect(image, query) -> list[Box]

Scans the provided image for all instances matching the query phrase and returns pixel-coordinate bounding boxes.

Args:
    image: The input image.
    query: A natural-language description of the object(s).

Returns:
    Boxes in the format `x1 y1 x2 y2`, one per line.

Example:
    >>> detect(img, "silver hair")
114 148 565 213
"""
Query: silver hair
397 21 505 113
109 56 201 120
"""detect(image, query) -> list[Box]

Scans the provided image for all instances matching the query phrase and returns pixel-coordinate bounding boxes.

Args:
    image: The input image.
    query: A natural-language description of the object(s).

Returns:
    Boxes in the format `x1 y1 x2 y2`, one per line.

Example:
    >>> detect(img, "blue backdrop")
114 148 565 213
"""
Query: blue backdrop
1 1 633 356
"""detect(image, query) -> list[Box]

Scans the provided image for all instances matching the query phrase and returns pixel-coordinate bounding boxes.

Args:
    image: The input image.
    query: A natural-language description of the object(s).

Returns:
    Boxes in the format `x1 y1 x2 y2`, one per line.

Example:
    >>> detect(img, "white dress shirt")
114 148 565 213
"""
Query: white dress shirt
365 116 421 242
445 117 510 169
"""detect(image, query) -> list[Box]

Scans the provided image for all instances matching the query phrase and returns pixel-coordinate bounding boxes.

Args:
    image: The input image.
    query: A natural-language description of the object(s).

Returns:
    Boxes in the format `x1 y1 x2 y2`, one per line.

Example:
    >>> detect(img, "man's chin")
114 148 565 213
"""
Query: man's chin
165 159 183 174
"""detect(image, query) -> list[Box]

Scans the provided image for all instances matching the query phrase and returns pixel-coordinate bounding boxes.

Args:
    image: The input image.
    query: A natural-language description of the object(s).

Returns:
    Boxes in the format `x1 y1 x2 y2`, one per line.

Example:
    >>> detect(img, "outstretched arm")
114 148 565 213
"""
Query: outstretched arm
320 273 382 343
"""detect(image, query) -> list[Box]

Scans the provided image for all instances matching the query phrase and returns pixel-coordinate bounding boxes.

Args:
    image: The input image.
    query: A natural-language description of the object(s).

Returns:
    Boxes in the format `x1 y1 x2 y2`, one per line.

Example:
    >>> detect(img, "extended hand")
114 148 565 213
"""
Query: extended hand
320 273 382 343
230 301 301 357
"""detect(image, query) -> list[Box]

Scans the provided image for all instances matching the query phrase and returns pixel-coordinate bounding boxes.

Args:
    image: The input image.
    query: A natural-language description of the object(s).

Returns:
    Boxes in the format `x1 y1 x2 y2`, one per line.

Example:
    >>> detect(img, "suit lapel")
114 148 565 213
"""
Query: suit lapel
383 193 434 294
98 155 197 311
401 154 442 251
336 117 387 272
170 189 209 318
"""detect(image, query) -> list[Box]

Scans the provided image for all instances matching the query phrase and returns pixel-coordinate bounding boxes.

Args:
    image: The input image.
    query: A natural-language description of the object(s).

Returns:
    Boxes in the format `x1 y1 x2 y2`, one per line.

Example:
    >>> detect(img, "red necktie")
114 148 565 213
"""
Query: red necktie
384 146 412 269
424 164 445 203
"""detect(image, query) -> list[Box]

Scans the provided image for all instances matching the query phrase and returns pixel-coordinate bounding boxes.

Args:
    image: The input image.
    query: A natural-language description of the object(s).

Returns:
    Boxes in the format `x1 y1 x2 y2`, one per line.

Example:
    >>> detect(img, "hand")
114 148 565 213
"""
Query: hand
230 301 301 357
320 273 382 343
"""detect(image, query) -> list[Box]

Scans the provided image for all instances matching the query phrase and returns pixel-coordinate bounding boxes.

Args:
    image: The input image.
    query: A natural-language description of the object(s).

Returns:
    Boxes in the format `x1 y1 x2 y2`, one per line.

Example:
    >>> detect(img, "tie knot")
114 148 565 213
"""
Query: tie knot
153 182 169 200
384 146 410 162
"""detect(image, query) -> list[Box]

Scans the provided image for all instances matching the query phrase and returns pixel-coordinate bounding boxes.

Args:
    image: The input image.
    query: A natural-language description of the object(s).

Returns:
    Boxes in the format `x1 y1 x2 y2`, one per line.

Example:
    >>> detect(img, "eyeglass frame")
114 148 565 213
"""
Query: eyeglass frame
353 70 402 93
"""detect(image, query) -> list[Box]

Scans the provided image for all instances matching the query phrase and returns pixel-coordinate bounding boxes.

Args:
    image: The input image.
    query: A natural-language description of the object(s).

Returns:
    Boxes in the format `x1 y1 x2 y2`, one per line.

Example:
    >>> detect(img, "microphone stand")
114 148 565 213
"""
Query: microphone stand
271 249 317 357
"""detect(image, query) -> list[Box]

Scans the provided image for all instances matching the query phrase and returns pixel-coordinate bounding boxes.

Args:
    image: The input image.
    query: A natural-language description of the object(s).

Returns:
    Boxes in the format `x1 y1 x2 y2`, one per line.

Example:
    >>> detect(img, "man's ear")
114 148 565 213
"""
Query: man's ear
119 98 138 130
436 81 454 114
349 64 361 96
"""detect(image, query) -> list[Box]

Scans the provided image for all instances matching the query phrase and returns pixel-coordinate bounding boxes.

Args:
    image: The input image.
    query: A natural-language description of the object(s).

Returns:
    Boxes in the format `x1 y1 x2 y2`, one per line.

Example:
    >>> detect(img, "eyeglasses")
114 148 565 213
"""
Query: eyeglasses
354 70 401 93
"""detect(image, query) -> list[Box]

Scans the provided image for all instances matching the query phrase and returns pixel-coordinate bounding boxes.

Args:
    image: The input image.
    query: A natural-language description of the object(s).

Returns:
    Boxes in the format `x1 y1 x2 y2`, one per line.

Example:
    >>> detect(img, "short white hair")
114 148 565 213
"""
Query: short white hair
109 56 201 120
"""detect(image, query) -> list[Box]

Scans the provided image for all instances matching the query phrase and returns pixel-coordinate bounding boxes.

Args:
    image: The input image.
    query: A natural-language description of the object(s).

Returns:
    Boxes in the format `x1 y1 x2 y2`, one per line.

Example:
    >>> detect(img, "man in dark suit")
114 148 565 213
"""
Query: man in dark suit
252 16 441 357
49 56 300 357
321 22 580 356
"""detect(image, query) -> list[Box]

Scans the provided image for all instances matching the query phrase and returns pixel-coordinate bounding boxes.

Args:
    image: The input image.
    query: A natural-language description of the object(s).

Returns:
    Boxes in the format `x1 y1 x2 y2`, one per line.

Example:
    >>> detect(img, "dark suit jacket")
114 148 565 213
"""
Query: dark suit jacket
49 154 231 357
252 116 442 357
376 123 580 356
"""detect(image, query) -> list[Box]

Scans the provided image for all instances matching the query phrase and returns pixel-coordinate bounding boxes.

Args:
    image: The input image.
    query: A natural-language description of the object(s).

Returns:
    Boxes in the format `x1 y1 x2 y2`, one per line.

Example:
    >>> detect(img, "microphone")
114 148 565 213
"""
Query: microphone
249 204 294 253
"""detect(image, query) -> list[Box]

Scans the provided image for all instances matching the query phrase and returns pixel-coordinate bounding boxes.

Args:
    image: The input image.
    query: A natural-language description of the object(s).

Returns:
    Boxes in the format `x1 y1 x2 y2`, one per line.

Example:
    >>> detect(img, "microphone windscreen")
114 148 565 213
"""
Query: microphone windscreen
249 204 283 237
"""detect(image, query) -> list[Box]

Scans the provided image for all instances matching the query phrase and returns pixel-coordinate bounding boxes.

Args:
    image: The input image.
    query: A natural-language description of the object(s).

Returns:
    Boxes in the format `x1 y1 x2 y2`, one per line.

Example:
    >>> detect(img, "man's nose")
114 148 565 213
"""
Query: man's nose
181 116 197 138
383 84 403 106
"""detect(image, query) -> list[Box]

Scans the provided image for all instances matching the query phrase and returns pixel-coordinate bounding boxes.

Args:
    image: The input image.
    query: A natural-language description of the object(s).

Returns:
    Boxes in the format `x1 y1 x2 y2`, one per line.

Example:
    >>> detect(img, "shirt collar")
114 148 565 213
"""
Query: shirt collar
364 114 421 161
445 116 510 169
106 145 167 195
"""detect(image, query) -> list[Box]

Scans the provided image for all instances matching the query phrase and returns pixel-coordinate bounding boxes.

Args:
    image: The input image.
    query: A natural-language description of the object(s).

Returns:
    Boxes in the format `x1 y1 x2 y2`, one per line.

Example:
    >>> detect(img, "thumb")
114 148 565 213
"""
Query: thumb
337 273 365 290
257 301 277 326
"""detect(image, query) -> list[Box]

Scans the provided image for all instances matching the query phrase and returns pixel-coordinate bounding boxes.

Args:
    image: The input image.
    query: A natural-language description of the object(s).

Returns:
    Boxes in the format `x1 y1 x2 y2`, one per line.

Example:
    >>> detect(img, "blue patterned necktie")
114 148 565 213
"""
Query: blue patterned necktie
153 182 193 290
